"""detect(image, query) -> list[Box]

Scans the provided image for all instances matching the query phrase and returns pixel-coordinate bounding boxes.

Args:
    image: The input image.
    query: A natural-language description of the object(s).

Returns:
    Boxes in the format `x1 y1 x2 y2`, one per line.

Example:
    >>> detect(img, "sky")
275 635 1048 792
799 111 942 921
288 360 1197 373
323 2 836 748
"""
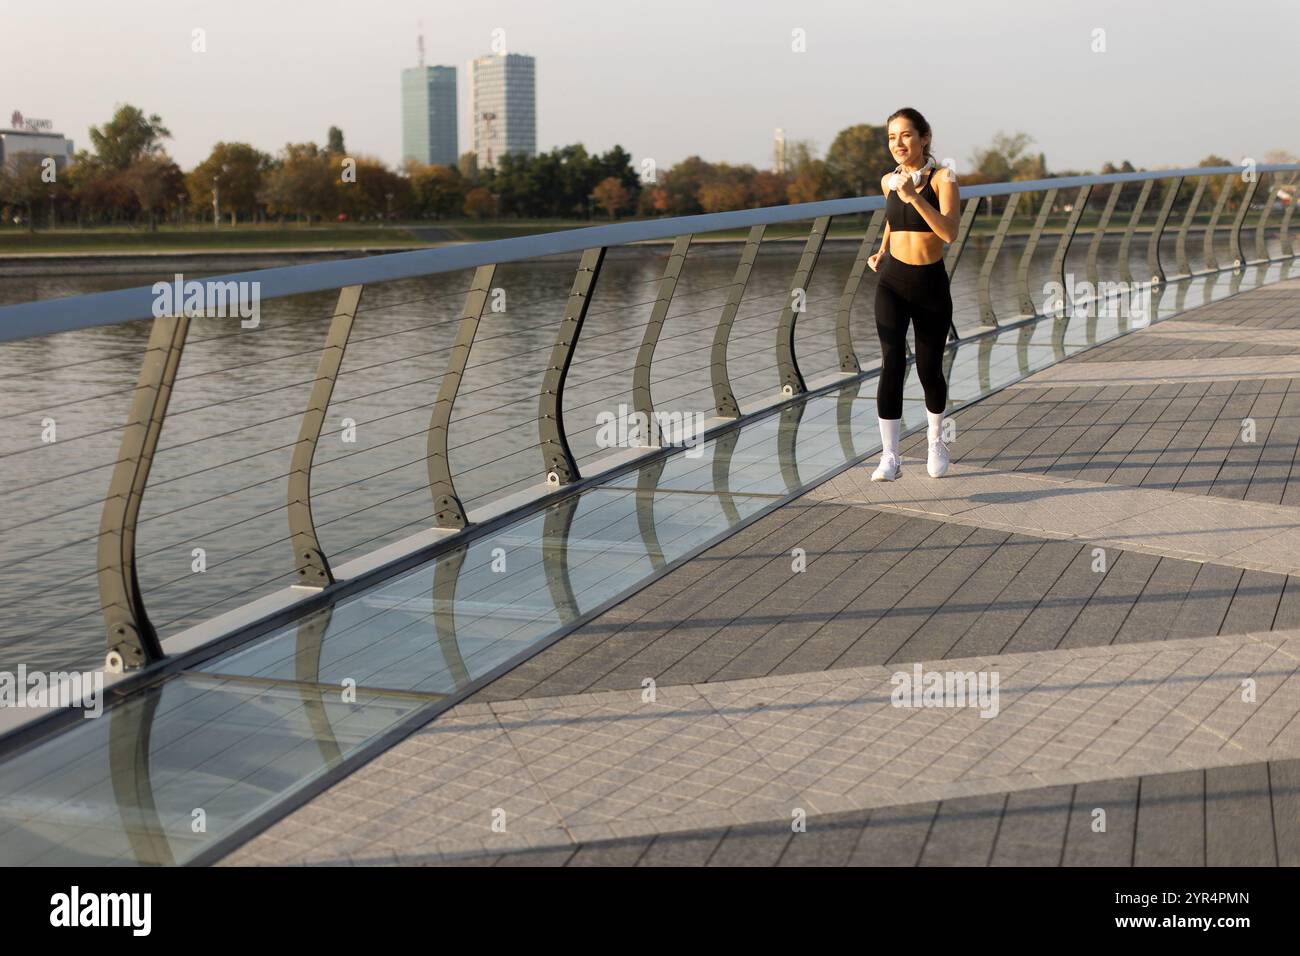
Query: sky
2 0 1296 174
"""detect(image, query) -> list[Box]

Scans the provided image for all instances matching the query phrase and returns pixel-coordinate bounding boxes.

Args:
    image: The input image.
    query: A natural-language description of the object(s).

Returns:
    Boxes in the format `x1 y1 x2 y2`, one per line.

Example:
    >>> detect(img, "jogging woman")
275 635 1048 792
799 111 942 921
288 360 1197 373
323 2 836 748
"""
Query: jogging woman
867 107 960 481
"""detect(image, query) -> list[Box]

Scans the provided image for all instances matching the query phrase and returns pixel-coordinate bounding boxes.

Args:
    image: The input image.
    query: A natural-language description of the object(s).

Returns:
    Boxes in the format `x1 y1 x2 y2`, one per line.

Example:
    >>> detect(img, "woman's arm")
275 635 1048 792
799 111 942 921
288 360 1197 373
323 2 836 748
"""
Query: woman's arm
905 170 960 243
869 174 892 270
877 173 892 254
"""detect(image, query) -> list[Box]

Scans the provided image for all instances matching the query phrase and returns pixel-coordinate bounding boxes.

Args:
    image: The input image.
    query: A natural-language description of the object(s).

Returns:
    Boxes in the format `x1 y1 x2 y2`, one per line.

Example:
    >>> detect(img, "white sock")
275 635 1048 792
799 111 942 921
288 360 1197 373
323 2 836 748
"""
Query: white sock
878 416 900 458
928 410 945 444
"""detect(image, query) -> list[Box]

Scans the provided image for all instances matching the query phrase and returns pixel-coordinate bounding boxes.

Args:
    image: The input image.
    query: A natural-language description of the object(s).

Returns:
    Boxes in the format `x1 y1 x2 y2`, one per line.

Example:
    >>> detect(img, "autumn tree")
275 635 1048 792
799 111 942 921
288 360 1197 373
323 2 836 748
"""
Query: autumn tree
656 156 714 216
463 186 496 219
334 154 411 220
259 143 336 224
697 181 748 213
970 132 1042 214
749 170 790 207
825 124 892 198
593 176 632 218
0 154 53 231
87 105 171 171
407 162 466 219
126 153 185 230
189 142 272 223
457 151 480 184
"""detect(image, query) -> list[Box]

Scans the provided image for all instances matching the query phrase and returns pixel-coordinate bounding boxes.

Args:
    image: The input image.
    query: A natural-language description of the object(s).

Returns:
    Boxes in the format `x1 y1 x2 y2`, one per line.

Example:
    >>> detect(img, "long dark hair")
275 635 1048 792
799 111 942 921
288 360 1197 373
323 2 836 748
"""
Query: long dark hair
887 107 935 167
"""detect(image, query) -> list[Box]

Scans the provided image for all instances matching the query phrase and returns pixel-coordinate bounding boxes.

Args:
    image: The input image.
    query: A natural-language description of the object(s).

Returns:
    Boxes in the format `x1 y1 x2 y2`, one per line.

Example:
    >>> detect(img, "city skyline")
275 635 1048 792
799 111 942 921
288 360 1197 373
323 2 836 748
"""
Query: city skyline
1 0 1296 176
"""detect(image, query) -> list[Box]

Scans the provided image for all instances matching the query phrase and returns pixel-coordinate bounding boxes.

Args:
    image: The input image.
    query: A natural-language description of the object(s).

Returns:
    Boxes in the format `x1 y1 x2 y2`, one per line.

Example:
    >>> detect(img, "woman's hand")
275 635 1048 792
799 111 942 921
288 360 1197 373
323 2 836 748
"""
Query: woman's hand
868 250 883 272
896 174 919 205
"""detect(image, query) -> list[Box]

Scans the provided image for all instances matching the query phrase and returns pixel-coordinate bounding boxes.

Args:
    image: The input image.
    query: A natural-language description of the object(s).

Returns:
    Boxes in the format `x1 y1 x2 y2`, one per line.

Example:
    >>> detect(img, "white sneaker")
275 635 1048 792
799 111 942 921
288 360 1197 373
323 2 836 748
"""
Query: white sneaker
927 440 950 478
871 452 901 481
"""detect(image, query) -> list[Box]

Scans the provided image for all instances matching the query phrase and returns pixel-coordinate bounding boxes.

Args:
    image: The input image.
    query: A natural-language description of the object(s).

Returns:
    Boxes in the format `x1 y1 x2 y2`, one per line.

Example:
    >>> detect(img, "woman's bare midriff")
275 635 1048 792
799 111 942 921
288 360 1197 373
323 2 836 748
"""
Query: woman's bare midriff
888 231 945 266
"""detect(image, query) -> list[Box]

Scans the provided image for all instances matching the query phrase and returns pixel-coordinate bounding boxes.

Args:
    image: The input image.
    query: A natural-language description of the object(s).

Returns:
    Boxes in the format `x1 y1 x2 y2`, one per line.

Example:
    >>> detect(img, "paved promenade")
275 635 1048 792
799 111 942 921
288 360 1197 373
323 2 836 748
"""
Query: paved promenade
221 278 1300 866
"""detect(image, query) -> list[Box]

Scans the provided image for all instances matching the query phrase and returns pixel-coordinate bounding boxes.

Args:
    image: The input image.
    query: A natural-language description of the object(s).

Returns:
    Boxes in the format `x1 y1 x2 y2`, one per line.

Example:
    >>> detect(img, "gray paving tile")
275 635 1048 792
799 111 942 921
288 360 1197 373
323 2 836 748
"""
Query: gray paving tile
636 831 725 866
1269 759 1300 866
989 785 1073 866
919 793 1007 866
1062 778 1139 866
849 803 938 866
1133 770 1204 866
1205 762 1276 866
706 822 794 866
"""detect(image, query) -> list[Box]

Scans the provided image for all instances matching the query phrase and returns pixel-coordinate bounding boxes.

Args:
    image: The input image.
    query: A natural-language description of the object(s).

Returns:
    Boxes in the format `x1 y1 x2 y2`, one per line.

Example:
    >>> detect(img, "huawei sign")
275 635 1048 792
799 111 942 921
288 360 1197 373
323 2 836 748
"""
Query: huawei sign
10 110 53 131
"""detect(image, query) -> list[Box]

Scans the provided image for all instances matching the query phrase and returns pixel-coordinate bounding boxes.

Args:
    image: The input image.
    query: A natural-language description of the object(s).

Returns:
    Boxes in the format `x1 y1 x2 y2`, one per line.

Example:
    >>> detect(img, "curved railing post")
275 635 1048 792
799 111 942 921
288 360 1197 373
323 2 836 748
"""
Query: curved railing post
109 689 174 863
834 209 885 374
1118 178 1154 286
944 196 981 277
1175 175 1208 277
1050 185 1092 314
777 215 831 397
1085 182 1122 291
1280 192 1297 259
293 607 344 766
633 459 669 573
540 246 605 486
98 312 189 672
711 225 764 419
1253 172 1274 264
431 546 472 690
1231 171 1261 269
1147 175 1183 284
288 284 363 589
942 195 981 342
777 400 807 491
835 384 858 461
542 496 581 623
428 265 495 529
979 193 1018 326
1017 187 1058 316
633 234 692 435
1203 174 1234 271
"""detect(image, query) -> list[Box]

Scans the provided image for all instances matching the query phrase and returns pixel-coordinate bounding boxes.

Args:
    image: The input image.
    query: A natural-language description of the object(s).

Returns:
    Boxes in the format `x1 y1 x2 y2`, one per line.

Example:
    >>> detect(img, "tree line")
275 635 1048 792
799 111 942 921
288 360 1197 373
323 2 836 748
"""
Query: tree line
0 104 1279 231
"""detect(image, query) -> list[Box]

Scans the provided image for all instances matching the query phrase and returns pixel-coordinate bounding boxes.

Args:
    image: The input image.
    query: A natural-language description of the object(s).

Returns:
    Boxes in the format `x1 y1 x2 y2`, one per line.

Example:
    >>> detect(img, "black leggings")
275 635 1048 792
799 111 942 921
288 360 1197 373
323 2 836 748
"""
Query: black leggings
874 252 952 419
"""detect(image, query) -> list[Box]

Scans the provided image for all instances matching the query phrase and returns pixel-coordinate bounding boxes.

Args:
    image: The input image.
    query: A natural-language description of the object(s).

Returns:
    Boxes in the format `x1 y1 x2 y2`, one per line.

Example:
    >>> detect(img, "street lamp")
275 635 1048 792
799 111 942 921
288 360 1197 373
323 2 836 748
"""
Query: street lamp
212 162 229 230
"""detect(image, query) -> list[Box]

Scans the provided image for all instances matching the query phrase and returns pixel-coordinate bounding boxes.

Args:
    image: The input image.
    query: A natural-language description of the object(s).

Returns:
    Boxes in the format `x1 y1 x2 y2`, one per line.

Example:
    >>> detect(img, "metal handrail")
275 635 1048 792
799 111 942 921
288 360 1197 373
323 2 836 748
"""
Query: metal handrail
0 164 1294 343
0 162 1295 675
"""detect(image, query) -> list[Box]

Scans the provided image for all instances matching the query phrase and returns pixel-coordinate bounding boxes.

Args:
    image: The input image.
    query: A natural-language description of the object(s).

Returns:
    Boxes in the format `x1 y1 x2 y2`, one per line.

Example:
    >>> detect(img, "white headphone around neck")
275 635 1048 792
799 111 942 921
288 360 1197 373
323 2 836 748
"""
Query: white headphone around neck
887 157 934 192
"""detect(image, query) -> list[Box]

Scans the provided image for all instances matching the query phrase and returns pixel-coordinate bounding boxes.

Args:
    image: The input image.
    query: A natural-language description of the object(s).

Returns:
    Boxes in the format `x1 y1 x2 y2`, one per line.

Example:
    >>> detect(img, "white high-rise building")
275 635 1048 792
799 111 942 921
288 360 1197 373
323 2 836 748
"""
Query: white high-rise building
470 53 536 170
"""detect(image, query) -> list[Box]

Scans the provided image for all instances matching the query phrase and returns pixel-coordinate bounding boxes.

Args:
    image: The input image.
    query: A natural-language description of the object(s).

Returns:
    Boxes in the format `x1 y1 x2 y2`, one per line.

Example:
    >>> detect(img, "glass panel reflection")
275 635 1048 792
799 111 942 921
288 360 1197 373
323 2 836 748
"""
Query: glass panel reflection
200 486 778 695
0 675 424 865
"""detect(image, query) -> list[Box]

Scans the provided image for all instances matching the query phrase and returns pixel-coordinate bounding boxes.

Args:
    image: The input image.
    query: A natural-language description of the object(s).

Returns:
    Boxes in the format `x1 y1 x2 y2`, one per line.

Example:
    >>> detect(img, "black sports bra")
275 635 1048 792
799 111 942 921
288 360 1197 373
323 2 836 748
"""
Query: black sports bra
885 167 939 233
